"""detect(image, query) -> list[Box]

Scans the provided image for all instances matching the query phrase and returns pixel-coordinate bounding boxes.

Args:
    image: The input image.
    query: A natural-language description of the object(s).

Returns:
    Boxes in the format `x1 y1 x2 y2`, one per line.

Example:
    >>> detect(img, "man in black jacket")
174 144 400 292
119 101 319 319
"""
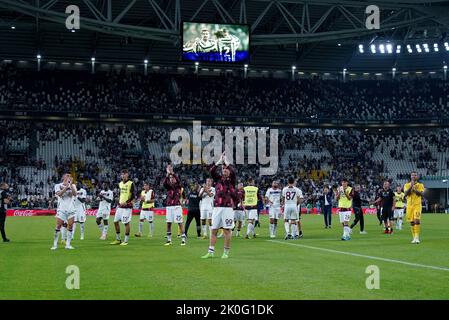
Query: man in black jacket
184 182 202 238
350 184 368 234
1 182 11 242
319 186 333 228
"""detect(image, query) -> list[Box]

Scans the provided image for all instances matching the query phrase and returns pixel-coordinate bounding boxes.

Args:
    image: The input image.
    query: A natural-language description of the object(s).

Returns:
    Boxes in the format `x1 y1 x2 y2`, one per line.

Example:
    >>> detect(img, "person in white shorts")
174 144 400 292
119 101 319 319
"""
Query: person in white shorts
135 182 155 238
51 173 77 250
244 178 261 239
73 182 87 240
110 169 135 246
336 178 353 241
393 186 405 230
233 183 245 237
199 178 215 239
201 152 236 259
281 177 304 240
265 180 282 238
96 182 113 240
163 165 186 246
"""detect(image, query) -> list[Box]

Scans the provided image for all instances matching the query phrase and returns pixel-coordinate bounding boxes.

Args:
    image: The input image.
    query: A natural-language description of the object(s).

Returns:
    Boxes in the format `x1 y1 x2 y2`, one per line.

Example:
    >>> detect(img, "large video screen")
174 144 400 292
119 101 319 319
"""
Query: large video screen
182 22 250 63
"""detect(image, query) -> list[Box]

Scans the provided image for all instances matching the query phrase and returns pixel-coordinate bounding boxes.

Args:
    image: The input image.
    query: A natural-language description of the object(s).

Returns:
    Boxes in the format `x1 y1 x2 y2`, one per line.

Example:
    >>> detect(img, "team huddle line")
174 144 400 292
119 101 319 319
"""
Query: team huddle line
50 153 426 257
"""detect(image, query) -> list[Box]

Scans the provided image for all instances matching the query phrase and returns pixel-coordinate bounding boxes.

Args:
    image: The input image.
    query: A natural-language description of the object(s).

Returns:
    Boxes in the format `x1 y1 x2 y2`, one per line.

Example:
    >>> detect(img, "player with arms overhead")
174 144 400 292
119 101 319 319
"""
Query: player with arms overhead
281 177 303 240
96 182 113 240
201 152 237 259
336 178 353 241
163 165 186 246
110 169 135 246
265 180 282 238
51 173 77 250
404 171 425 244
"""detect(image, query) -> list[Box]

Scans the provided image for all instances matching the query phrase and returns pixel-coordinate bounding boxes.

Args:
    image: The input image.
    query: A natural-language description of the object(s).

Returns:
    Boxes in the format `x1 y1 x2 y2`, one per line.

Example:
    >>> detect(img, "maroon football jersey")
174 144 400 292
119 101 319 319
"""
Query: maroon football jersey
234 188 245 210
163 174 182 206
209 164 237 208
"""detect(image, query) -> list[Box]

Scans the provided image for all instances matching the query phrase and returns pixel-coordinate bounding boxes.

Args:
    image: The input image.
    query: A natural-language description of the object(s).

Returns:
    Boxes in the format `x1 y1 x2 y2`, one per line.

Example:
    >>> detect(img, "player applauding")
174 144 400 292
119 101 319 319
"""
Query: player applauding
404 171 425 244
163 165 186 246
201 152 237 259
51 173 77 250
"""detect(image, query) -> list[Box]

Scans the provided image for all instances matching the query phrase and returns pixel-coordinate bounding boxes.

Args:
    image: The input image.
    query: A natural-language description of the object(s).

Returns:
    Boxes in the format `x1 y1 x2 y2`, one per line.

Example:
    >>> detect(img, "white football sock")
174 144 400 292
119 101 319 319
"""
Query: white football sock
53 229 60 247
284 221 290 234
97 223 103 231
202 225 207 236
269 223 273 236
273 224 277 235
61 227 67 241
80 223 85 237
103 224 109 235
66 231 72 246
138 222 143 233
124 235 129 243
246 222 253 236
72 223 77 238
291 224 297 237
149 222 154 236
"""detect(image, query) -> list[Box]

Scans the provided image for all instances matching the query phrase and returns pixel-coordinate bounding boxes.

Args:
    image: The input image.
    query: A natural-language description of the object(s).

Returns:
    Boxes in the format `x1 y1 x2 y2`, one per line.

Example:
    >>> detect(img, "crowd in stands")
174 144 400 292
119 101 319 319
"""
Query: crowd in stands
1 64 449 120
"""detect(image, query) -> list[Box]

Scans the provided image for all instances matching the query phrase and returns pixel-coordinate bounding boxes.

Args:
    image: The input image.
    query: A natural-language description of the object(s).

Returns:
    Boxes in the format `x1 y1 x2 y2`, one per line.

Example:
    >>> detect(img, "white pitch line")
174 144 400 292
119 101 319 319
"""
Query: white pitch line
267 240 449 272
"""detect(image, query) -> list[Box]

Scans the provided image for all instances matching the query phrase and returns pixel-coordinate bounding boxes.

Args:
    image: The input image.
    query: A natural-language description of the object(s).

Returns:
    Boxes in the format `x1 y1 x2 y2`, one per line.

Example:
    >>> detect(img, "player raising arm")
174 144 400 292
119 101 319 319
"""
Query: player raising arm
163 165 186 246
51 173 77 250
201 152 237 259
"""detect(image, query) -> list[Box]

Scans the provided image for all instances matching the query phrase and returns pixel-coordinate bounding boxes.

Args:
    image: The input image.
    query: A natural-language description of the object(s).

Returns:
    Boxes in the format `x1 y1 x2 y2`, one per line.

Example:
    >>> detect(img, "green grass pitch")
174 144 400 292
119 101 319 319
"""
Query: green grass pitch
1 214 449 300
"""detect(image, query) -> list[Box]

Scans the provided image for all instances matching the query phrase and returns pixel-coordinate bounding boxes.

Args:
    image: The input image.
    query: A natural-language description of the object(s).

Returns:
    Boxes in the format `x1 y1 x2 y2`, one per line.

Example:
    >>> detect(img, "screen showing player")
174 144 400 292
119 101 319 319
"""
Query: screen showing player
182 22 250 63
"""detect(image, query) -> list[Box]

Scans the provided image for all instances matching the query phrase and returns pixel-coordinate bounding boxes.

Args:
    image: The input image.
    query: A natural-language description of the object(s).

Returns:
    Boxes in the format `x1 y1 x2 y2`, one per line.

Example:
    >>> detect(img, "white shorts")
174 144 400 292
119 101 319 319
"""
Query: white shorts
269 207 281 220
139 209 154 222
247 209 258 220
211 207 235 230
200 207 213 220
339 210 352 223
234 210 245 222
96 208 111 220
56 209 76 222
166 205 183 223
114 208 132 224
284 205 299 221
394 208 404 218
75 208 86 223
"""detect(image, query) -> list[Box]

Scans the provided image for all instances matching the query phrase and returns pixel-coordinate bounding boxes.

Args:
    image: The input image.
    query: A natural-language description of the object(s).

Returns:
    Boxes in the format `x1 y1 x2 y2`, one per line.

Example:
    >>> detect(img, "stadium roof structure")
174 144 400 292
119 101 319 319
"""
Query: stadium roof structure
0 0 448 72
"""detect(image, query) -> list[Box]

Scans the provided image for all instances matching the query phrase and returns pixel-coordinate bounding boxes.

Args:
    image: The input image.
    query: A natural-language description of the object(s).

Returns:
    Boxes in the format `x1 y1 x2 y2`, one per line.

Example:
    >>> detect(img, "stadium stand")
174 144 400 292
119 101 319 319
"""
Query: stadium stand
1 64 448 120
